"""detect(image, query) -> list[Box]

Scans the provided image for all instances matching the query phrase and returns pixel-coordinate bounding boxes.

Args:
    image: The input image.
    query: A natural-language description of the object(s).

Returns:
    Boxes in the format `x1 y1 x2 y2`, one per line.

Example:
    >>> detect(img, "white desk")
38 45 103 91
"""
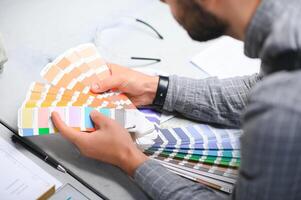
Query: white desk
0 0 209 199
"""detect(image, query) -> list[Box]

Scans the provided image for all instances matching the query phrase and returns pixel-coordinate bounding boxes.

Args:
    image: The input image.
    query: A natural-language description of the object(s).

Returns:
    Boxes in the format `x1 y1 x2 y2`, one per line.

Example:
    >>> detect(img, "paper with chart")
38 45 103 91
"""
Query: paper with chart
191 36 261 78
0 136 61 200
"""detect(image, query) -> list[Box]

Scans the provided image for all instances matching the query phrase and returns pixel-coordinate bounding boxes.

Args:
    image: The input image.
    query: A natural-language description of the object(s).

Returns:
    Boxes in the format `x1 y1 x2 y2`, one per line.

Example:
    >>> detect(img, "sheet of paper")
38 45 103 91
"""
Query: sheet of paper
191 36 261 79
0 136 62 200
49 184 90 200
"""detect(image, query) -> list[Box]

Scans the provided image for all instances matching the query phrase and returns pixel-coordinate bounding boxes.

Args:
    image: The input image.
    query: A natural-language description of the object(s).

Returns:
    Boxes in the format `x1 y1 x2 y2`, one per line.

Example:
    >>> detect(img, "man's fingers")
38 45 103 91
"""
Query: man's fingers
91 76 123 93
90 110 112 128
51 112 83 145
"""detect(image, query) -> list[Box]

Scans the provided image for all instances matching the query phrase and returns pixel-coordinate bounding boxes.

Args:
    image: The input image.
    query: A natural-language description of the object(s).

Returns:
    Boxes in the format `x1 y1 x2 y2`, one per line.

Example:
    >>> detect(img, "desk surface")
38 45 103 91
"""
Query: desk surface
0 0 209 199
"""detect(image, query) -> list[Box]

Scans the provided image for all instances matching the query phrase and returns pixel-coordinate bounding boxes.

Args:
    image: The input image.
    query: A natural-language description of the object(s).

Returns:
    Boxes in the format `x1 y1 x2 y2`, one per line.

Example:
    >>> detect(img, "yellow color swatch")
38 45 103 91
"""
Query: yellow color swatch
22 109 34 128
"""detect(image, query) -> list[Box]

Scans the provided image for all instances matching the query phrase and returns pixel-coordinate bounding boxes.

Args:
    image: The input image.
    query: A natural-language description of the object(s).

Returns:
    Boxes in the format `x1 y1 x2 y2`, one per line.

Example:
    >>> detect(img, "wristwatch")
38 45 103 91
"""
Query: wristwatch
152 75 169 109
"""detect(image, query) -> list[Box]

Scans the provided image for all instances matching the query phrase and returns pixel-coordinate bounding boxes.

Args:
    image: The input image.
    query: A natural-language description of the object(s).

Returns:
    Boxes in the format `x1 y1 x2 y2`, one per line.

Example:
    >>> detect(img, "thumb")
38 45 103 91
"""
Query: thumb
90 76 124 93
51 112 84 145
90 110 112 128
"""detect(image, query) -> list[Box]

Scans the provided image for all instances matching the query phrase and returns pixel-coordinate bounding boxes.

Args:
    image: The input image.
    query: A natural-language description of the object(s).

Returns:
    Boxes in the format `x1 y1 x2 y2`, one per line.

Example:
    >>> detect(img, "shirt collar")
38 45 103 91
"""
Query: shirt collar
244 0 283 58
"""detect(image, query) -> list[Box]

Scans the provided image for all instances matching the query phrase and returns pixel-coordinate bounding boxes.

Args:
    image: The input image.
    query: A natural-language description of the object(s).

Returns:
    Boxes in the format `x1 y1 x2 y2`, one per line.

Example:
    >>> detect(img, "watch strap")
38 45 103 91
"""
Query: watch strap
152 75 169 109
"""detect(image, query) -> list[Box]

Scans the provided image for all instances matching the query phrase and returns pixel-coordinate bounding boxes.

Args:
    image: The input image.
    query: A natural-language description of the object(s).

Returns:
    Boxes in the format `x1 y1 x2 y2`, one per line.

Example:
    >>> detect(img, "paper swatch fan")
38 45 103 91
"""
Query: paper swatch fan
18 43 155 138
137 115 242 194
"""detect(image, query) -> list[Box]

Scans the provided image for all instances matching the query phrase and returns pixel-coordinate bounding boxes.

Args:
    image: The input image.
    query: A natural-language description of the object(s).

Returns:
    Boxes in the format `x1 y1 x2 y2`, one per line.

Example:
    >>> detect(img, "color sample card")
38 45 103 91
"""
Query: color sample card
160 160 234 194
149 124 241 150
155 156 239 177
23 82 135 109
18 107 155 137
145 149 240 168
40 43 110 92
148 147 241 158
23 90 133 109
144 125 242 167
18 107 124 136
138 108 174 125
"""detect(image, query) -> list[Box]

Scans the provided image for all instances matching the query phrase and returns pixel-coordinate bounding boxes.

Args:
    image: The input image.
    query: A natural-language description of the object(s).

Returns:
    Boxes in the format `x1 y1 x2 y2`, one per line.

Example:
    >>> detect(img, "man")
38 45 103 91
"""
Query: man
52 0 301 199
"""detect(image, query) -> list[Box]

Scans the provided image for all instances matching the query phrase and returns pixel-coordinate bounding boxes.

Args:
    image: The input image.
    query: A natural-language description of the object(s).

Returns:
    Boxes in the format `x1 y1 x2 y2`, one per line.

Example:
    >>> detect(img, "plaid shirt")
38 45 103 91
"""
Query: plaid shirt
134 0 301 199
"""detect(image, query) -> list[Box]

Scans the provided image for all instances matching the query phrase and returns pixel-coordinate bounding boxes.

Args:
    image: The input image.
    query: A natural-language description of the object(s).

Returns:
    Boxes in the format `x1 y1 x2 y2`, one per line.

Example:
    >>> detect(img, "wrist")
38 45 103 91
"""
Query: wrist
118 146 148 177
143 76 159 105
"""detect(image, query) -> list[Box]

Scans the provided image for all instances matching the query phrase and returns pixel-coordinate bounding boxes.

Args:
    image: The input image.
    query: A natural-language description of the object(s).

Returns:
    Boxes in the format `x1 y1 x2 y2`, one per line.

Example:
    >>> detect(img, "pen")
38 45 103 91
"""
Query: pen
11 134 67 173
131 56 161 62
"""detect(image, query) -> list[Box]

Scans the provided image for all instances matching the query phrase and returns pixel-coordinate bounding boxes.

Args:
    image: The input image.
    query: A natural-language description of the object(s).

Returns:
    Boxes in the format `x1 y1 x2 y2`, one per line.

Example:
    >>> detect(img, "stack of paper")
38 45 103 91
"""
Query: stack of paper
17 43 155 138
0 137 61 199
138 119 241 194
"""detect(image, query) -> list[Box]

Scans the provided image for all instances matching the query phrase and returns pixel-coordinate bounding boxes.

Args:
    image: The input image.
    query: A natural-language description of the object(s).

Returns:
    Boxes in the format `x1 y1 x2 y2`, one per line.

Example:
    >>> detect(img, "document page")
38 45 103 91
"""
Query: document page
0 136 61 200
191 36 261 79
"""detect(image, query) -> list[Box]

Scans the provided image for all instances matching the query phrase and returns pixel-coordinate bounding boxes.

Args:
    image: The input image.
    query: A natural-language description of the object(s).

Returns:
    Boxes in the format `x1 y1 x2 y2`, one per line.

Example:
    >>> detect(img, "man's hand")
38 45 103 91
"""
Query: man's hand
51 110 148 176
91 63 159 106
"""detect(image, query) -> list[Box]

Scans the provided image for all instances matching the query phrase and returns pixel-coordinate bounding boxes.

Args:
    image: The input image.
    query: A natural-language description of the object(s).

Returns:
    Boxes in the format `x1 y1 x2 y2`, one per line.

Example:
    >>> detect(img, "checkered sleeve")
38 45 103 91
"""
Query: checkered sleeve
134 159 225 200
163 74 261 128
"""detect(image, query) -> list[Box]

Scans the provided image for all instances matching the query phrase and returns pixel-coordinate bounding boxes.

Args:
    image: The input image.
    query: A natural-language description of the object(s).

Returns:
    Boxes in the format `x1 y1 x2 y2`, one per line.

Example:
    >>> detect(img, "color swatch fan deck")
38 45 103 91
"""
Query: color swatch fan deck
18 43 155 137
137 120 242 194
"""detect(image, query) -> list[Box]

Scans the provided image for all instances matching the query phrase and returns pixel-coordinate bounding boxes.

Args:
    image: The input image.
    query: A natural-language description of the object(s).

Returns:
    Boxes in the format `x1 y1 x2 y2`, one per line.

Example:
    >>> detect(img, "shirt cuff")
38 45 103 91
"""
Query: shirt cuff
163 75 182 112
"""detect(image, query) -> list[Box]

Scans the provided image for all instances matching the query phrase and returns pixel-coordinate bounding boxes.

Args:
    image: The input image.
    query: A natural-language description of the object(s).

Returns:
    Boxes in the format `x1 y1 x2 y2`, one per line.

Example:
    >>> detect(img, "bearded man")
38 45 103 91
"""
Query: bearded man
52 0 301 199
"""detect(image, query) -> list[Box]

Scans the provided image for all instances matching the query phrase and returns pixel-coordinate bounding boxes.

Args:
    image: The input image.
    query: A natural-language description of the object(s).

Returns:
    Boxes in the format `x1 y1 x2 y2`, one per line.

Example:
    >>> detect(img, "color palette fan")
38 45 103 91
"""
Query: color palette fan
16 43 241 194
137 121 242 194
17 43 155 138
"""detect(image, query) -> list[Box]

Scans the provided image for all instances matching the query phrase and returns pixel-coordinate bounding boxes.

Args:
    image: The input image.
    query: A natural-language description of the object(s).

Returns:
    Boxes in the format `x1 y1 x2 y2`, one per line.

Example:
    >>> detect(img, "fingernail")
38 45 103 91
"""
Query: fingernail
91 83 99 90
90 110 98 117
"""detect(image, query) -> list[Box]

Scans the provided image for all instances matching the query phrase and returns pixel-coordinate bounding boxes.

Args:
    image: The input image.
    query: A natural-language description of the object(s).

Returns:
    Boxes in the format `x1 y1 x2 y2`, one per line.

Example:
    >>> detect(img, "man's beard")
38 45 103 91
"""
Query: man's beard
176 0 228 41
